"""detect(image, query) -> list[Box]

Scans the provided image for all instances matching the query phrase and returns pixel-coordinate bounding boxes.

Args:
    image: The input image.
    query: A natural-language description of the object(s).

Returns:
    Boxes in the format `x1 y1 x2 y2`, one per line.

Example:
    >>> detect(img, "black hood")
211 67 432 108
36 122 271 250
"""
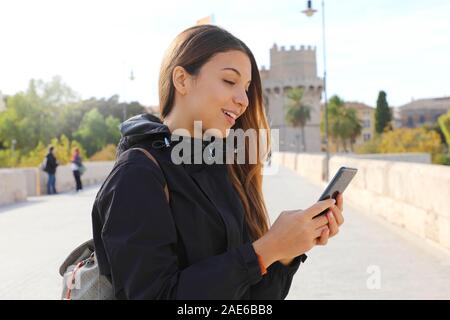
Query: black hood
116 113 235 163
116 113 171 157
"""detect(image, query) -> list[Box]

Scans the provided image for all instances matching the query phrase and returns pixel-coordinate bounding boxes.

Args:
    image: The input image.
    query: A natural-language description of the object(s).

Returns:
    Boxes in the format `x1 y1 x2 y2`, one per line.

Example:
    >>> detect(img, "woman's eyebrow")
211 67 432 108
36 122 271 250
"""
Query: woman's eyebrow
221 67 251 84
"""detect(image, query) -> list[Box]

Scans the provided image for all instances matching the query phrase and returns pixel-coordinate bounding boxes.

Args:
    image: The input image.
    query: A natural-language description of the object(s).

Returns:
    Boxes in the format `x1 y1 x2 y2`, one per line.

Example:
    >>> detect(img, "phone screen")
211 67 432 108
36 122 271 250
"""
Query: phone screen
314 166 358 218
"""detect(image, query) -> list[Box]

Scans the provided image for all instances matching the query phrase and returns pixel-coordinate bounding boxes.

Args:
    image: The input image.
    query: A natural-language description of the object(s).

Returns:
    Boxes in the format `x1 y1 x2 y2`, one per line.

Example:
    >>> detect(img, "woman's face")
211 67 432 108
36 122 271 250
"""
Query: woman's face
182 50 252 138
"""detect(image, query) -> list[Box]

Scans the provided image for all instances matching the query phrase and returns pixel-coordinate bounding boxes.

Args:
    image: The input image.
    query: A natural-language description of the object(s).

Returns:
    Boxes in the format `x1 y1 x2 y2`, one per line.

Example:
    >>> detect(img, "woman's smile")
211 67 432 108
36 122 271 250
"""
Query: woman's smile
221 108 237 126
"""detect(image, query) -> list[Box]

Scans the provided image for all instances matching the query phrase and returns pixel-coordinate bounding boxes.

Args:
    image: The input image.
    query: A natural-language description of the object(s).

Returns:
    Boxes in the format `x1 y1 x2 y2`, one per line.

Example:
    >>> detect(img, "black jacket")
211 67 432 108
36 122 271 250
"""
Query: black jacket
91 113 307 300
45 153 58 174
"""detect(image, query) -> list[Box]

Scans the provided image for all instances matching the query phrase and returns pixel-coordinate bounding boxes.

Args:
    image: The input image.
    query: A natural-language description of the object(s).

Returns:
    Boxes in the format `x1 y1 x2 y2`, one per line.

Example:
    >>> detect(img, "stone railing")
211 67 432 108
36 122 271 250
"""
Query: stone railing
0 161 115 206
272 152 326 184
0 169 28 206
272 152 450 252
342 152 431 164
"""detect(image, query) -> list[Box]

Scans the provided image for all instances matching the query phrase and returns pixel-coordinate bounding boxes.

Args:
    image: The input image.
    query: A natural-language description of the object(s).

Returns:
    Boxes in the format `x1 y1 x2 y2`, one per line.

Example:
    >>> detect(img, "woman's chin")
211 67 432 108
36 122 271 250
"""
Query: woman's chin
201 124 229 139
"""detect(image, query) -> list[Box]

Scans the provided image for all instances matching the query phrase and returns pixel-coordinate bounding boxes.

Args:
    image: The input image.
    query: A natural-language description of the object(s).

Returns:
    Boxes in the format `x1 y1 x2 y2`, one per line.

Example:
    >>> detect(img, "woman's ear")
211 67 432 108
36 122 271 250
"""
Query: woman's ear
172 66 190 96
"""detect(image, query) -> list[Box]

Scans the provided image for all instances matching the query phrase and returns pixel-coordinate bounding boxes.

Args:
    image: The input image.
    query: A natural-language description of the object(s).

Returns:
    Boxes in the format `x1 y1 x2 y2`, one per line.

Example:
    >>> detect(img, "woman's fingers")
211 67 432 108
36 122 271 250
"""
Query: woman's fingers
330 204 344 226
310 194 344 247
336 192 344 212
315 227 329 246
314 225 329 238
312 214 329 229
327 210 339 237
305 198 336 220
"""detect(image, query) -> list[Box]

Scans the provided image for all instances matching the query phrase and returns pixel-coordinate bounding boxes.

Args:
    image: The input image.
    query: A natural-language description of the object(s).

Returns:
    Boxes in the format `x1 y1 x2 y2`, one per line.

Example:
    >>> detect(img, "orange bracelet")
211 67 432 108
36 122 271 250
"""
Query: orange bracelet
256 253 267 276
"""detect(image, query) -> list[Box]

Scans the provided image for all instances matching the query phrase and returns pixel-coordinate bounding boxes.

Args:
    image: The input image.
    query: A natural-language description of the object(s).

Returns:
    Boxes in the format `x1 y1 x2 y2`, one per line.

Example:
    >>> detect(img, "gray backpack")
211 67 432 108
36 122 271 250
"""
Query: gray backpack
59 239 113 300
59 147 169 300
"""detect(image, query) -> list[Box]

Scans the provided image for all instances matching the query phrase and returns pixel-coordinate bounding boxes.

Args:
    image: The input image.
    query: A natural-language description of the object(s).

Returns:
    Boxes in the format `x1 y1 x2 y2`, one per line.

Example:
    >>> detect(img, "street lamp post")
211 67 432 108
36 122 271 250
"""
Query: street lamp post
302 0 330 182
11 138 17 165
123 69 135 122
11 139 16 153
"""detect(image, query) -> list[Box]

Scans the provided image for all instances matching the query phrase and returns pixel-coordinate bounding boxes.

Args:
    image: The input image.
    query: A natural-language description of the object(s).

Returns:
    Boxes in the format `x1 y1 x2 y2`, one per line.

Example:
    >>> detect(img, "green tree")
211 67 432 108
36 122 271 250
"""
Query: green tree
18 141 47 168
90 144 117 161
105 116 121 145
74 109 108 156
0 92 56 153
74 109 121 156
320 96 363 153
356 127 447 165
321 96 340 151
58 101 87 140
438 109 450 151
18 136 86 168
57 96 144 140
343 108 363 152
81 95 145 121
355 135 382 154
284 88 312 152
32 76 79 107
0 76 137 166
0 149 20 167
422 122 446 147
0 77 79 154
379 127 443 163
375 91 393 134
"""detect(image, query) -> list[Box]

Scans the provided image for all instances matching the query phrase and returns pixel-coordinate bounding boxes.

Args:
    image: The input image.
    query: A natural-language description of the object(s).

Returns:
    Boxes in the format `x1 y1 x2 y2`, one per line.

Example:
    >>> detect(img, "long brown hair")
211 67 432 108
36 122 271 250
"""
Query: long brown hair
158 25 271 240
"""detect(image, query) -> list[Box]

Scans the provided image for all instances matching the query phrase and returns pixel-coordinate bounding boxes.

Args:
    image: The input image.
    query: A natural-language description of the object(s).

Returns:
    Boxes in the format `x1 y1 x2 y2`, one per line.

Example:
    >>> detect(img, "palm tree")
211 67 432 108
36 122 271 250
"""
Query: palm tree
321 95 343 152
284 88 312 152
337 107 363 152
346 109 363 152
321 96 363 153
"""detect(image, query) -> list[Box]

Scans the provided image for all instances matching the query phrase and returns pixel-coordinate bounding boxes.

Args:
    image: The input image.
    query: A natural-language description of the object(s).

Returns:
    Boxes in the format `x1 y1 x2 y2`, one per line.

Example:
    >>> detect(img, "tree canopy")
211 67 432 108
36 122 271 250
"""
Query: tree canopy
0 76 146 167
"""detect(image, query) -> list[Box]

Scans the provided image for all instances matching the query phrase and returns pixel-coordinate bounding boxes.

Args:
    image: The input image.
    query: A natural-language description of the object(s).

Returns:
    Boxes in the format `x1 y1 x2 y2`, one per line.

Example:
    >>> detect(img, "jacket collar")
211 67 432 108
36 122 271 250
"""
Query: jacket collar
117 113 236 170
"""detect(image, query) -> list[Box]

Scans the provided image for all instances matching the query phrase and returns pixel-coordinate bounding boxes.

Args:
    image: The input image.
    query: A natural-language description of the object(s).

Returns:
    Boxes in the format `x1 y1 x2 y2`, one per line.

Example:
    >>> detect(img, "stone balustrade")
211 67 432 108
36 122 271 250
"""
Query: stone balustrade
0 161 115 206
272 152 450 252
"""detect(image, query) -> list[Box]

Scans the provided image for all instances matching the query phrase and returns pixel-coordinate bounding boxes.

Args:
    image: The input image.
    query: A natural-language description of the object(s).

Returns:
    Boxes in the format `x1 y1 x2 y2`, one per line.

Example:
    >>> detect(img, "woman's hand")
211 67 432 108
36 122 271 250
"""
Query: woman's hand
256 193 345 268
325 192 344 239
313 192 345 249
253 198 336 269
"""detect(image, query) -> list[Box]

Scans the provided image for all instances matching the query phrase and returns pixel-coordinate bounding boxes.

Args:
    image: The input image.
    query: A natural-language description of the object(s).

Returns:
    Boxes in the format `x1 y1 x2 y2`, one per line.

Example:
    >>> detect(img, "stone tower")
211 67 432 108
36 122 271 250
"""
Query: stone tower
260 44 323 152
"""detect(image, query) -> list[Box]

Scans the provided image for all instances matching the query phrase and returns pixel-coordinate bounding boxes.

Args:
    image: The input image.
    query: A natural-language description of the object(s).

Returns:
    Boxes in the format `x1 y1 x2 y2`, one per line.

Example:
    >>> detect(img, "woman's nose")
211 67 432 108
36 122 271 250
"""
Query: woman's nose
233 89 249 109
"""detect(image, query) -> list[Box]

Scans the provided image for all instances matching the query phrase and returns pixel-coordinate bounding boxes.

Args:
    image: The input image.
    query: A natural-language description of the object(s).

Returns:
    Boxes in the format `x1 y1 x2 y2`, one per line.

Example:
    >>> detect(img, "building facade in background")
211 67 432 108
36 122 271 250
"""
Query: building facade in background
394 97 450 128
344 102 375 146
260 44 323 152
317 101 375 153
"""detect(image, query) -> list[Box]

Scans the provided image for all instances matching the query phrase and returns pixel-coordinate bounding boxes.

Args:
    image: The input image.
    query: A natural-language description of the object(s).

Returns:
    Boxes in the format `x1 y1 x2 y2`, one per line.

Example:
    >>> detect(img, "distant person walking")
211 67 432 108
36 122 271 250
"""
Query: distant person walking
43 145 58 195
71 148 83 192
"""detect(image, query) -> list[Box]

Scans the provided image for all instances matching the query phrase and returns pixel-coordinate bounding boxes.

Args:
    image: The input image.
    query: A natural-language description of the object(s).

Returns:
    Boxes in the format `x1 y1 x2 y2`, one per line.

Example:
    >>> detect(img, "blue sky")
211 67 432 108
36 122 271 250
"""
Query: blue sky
1 0 449 107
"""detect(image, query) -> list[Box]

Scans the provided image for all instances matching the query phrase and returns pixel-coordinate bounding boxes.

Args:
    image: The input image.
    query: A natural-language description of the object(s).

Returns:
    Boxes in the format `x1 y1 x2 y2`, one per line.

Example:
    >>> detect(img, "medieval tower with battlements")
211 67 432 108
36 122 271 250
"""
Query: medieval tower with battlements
260 44 323 152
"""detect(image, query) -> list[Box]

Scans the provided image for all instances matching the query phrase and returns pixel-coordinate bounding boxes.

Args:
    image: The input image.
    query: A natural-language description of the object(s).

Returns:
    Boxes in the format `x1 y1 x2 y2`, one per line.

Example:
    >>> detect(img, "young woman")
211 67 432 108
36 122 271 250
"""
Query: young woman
91 25 344 299
71 148 83 192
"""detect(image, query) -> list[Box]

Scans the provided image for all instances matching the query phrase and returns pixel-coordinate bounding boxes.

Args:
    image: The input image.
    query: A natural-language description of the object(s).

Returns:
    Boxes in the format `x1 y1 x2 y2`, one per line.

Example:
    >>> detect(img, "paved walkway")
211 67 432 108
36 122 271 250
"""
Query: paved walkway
264 167 450 299
0 166 449 299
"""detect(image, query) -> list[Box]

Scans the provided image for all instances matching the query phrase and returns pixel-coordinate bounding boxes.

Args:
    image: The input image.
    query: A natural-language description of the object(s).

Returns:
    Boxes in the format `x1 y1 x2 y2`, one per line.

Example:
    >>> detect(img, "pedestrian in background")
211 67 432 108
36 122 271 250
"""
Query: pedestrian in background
71 148 83 192
43 145 58 195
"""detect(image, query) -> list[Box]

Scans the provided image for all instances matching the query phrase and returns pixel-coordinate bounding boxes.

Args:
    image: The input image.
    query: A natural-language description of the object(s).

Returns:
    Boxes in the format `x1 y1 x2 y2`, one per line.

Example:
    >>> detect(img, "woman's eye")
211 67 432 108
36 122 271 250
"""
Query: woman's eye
224 80 249 94
223 80 235 85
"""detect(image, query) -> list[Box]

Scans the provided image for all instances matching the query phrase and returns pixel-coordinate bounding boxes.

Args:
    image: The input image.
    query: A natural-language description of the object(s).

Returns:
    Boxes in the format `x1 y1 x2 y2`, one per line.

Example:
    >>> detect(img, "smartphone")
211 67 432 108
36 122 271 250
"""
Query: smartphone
314 166 358 218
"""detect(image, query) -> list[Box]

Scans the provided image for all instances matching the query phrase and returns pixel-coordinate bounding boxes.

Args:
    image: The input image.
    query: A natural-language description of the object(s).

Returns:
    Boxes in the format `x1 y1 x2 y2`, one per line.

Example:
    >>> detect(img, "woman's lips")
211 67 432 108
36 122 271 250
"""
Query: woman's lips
222 109 236 126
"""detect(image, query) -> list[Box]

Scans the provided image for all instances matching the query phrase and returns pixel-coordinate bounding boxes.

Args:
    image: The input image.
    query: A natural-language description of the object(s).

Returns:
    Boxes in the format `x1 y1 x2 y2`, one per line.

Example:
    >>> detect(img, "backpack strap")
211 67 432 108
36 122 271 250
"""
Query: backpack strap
127 147 170 203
